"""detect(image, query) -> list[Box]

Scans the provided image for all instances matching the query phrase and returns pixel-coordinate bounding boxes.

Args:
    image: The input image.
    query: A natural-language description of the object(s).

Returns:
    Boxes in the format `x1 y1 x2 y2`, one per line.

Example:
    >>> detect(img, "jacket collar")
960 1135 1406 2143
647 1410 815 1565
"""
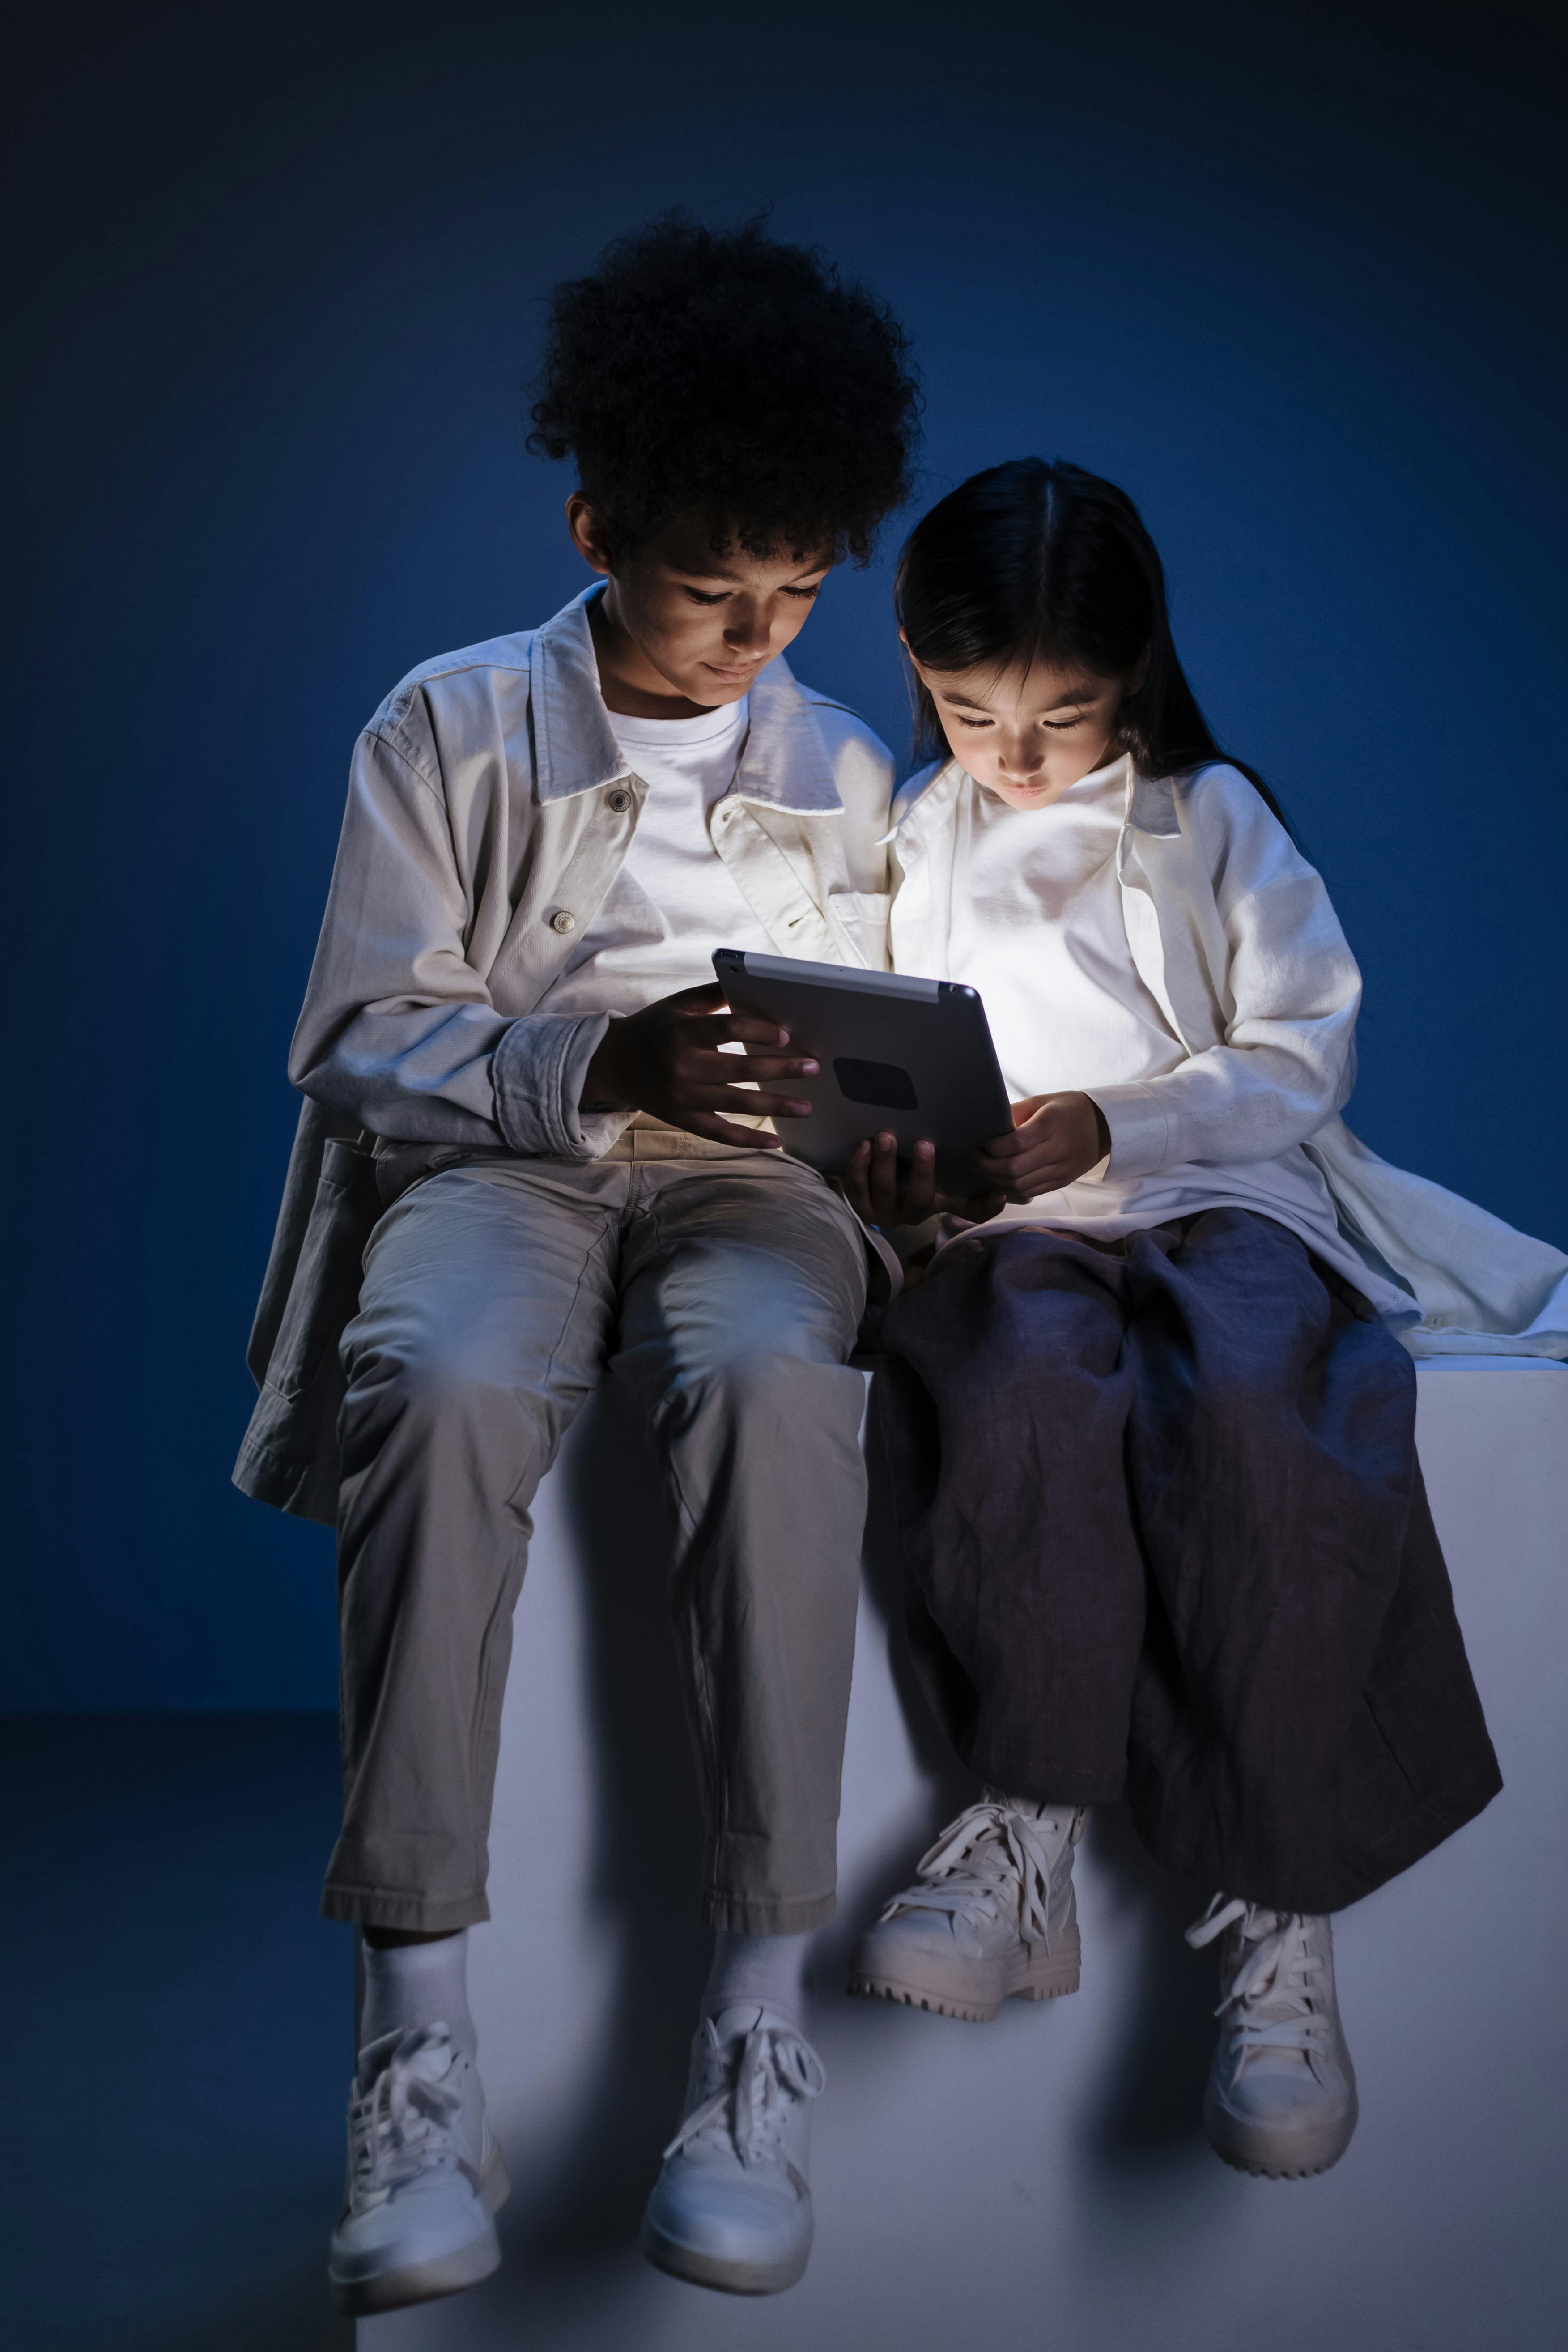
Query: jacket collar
528 586 841 814
884 755 962 840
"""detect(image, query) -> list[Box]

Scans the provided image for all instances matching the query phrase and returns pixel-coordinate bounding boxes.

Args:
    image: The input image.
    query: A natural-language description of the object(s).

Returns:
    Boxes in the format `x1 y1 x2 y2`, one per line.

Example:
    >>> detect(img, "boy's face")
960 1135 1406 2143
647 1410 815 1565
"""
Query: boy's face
569 498 833 712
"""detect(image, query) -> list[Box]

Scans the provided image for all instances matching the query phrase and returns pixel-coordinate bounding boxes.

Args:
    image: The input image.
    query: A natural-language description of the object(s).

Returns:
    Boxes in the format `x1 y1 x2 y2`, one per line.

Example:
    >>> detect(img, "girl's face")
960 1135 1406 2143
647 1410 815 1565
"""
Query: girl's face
908 648 1134 809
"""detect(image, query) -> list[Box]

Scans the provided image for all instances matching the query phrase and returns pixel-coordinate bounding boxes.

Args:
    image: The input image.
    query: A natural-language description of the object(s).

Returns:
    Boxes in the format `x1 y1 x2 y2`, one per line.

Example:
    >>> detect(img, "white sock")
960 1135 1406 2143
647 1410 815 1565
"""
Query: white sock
702 1929 812 2029
359 1930 475 2062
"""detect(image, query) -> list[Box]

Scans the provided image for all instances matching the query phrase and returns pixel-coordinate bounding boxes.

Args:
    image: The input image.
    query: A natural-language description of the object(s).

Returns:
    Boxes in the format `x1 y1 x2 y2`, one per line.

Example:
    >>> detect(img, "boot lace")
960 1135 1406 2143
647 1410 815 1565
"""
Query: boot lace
880 1798 1082 1949
348 2024 466 2207
1185 1896 1330 2078
664 2014 825 2172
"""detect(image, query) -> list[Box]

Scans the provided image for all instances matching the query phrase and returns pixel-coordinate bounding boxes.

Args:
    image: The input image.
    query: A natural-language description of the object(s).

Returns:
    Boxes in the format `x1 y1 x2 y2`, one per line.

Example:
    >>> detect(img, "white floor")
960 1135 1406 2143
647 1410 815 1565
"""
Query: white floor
364 1362 1568 2352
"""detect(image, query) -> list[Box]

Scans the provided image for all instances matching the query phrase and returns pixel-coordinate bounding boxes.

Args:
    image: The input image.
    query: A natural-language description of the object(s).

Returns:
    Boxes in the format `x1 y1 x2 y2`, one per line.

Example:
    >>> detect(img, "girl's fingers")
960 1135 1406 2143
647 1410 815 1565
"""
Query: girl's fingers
976 1155 1073 1196
974 1148 1041 1180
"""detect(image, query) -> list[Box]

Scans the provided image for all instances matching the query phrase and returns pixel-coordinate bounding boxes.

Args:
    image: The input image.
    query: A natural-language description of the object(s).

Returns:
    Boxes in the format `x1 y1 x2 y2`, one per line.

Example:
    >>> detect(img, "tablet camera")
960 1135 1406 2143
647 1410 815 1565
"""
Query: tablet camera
832 1057 919 1110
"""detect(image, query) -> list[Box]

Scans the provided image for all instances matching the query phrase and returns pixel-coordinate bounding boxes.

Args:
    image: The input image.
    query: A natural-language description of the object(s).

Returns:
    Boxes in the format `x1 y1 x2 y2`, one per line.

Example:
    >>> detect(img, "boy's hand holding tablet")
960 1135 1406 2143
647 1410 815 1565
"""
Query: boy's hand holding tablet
581 979 821 1145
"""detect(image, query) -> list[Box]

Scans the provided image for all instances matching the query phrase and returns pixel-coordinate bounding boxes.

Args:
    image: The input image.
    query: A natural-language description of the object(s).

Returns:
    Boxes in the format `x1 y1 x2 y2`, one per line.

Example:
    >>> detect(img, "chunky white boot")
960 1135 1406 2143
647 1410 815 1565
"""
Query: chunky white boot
847 1794 1084 2022
328 2024 508 2315
641 2003 824 2295
1185 1897 1359 2178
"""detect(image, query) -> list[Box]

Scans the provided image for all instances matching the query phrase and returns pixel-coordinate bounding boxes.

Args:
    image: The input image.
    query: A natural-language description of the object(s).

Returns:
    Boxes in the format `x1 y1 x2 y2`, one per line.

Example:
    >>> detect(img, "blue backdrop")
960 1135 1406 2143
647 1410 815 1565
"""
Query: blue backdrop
4 0 1564 1709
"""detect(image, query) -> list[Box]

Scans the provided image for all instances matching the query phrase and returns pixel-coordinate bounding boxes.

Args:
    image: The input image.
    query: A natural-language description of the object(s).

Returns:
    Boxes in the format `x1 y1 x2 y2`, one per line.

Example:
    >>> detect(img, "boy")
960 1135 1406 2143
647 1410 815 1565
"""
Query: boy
235 215 919 2312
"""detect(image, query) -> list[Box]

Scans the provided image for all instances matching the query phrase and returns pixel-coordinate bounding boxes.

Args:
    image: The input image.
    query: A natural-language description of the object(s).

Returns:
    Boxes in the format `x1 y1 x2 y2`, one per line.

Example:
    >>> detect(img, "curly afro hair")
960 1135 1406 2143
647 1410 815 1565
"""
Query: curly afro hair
528 213 921 565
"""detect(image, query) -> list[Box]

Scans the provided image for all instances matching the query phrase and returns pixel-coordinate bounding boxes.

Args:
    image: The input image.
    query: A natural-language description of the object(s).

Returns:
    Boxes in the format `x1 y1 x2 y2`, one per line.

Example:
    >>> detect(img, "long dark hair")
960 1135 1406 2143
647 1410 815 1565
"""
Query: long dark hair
895 458 1286 825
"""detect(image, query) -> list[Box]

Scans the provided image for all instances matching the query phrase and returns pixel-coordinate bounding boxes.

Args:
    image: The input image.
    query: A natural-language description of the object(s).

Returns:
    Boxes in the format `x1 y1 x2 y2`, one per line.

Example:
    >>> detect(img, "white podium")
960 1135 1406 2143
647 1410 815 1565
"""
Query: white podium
363 1361 1568 2352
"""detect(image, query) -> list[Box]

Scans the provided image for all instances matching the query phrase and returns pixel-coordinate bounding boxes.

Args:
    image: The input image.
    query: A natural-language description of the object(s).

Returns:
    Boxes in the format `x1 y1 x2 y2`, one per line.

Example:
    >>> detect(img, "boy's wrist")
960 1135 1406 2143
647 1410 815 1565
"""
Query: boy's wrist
581 1021 631 1113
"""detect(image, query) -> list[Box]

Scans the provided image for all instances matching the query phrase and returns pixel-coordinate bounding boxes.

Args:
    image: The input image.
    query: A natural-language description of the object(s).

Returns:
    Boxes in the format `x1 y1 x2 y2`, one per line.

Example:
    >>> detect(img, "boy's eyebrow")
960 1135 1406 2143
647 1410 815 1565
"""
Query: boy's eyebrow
673 562 745 583
671 554 833 585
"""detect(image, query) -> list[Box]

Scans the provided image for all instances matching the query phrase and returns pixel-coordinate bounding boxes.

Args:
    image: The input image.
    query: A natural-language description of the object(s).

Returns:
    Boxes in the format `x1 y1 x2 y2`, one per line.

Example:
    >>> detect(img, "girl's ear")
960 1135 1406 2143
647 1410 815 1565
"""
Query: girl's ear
1126 646 1152 694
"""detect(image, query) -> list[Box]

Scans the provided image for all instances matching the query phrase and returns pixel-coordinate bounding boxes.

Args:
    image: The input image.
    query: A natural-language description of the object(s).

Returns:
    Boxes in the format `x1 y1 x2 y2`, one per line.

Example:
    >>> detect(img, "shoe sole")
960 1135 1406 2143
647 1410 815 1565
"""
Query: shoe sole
847 1928 1081 2023
1203 2094 1359 2182
329 2145 511 2316
640 2214 810 2297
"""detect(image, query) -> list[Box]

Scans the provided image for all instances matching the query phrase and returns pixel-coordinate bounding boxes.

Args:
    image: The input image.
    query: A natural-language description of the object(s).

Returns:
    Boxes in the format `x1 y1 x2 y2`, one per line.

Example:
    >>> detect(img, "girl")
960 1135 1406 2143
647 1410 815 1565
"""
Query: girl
843 459 1565 2180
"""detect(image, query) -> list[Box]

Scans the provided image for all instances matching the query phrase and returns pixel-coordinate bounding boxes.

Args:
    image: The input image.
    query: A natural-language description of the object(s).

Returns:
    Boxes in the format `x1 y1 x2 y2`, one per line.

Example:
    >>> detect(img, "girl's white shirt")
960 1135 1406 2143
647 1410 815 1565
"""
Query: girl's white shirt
939 750 1363 1280
888 752 1568 1356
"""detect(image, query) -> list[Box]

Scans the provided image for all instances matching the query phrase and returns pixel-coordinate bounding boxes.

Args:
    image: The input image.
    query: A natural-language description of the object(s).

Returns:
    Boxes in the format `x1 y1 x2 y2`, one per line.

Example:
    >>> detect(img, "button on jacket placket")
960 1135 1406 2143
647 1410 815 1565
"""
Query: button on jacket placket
497 769 645 997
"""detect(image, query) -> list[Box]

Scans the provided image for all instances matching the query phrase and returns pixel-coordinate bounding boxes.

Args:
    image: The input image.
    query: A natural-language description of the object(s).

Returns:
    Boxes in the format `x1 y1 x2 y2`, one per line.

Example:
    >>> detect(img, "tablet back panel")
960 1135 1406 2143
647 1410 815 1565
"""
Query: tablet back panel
713 950 1011 1189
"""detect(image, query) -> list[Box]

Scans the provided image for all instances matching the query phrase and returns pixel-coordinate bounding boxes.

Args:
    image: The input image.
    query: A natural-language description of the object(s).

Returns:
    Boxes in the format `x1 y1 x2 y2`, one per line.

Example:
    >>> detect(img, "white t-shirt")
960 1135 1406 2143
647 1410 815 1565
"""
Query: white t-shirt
539 697 776 1019
949 753 1349 1259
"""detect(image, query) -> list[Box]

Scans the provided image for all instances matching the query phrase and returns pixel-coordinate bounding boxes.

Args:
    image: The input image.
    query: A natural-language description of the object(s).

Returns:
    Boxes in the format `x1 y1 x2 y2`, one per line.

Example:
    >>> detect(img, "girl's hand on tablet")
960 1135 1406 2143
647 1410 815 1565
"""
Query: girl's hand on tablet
973 1091 1110 1201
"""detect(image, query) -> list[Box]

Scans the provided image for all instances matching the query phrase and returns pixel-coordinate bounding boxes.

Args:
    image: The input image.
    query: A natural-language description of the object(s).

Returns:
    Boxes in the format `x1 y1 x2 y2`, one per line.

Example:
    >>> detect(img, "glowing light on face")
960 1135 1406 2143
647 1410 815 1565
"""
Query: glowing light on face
569 498 833 716
910 653 1129 808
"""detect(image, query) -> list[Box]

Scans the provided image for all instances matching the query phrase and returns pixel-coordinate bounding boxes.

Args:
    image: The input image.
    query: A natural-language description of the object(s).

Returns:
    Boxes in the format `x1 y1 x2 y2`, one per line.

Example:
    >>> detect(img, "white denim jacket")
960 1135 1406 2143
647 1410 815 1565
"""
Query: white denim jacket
236 589 896 1520
291 587 894 1153
889 755 1568 1358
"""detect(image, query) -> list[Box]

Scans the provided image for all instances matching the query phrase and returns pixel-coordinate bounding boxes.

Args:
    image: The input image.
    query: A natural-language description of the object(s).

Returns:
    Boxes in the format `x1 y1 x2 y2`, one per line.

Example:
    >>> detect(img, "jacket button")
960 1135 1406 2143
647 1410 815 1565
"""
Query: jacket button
549 909 577 935
606 787 632 813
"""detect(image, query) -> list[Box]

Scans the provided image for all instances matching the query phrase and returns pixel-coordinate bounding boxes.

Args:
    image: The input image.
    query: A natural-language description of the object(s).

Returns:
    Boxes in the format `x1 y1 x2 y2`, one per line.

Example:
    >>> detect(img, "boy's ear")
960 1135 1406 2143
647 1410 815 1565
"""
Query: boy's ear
566 494 616 578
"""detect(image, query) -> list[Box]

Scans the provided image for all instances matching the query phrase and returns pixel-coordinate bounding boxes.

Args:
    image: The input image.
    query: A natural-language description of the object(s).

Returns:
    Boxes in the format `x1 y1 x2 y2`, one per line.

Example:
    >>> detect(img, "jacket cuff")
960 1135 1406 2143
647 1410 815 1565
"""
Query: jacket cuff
492 1012 617 1161
1089 1083 1174 1180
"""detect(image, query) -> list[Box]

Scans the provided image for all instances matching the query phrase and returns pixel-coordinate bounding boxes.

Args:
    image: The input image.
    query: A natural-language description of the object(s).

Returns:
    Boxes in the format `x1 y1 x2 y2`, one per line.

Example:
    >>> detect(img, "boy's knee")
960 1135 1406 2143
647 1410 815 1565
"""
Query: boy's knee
680 1340 860 1438
343 1323 518 1447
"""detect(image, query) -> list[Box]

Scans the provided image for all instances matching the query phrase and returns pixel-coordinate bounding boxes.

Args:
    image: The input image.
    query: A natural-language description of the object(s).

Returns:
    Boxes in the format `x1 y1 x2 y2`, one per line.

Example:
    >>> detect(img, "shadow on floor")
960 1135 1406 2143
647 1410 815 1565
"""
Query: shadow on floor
1077 1807 1217 2172
2 1713 351 2352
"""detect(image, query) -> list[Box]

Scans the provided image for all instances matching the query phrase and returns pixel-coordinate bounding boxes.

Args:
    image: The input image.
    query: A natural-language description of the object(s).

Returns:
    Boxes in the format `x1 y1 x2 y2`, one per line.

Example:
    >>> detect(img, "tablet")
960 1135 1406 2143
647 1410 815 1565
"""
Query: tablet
712 949 1012 1190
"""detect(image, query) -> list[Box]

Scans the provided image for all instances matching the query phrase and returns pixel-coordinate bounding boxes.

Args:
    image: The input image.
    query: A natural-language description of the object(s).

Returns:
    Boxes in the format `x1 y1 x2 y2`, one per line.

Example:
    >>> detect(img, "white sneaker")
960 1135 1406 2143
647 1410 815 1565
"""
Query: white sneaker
1185 1897 1359 2178
848 1794 1085 2021
328 2023 509 2315
641 2003 824 2295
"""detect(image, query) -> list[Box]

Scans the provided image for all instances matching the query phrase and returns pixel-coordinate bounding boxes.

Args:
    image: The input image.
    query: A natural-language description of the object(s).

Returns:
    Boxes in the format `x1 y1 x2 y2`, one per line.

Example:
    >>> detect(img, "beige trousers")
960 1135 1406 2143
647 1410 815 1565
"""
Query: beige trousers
323 1141 871 1935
